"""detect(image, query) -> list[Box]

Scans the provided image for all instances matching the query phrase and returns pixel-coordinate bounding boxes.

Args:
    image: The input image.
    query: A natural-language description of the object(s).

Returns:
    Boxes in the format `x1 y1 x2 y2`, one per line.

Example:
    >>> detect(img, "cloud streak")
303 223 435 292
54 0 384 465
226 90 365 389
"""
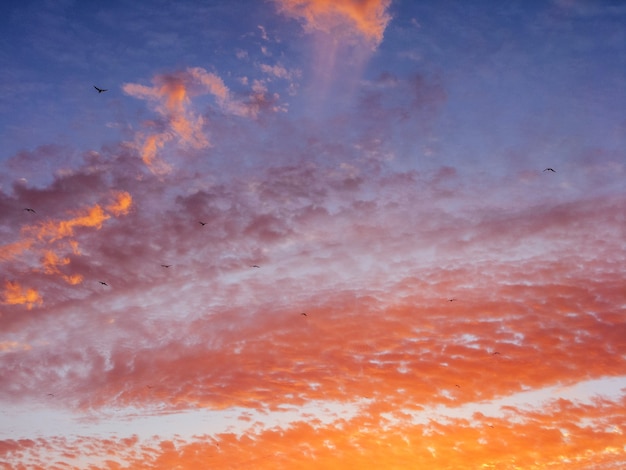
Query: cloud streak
122 66 283 174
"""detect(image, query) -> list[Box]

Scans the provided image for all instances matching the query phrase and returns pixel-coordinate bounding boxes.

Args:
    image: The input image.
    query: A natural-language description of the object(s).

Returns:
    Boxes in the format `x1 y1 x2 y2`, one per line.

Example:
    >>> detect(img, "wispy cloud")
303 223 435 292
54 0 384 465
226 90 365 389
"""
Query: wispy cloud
122 66 283 174
274 0 392 46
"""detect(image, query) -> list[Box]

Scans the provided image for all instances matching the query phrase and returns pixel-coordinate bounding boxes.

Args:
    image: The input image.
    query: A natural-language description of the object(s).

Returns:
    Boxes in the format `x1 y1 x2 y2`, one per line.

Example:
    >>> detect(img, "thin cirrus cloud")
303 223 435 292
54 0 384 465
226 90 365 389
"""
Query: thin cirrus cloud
272 0 394 103
122 70 213 174
122 66 273 174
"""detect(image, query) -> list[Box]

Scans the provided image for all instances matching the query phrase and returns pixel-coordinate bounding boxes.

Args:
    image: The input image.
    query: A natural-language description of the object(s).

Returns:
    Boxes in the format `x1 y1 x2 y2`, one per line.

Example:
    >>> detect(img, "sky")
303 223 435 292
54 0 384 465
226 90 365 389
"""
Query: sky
0 0 625 468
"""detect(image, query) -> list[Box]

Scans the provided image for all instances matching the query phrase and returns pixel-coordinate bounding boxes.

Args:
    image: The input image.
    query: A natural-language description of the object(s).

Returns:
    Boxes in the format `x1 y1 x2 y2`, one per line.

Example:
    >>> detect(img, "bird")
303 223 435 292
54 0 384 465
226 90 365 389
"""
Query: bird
99 281 109 286
543 168 556 172
198 221 207 226
492 351 500 355
301 312 307 317
251 265 260 268
455 384 460 388
94 85 107 93
24 208 37 214
47 393 55 397
448 298 457 302
161 264 172 268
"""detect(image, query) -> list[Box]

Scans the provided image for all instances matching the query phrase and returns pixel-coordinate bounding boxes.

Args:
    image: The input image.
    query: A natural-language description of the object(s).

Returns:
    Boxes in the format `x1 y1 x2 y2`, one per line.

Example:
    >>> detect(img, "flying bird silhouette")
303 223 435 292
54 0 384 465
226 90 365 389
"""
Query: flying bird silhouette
161 264 172 268
198 221 207 226
448 298 456 302
301 312 307 317
251 265 260 268
99 281 109 286
94 85 107 93
543 168 556 172
492 351 500 355
23 208 36 213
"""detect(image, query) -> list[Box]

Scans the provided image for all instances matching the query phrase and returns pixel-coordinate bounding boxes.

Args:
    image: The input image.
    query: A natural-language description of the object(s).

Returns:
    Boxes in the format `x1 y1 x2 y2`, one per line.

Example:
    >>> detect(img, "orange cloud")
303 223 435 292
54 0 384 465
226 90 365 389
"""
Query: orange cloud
5 196 131 295
63 274 83 285
123 69 238 174
107 191 133 216
41 250 69 274
4 394 625 469
2 281 42 309
123 67 279 174
0 341 31 352
0 239 32 262
138 133 173 174
68 240 80 255
156 76 209 150
40 250 83 285
35 205 109 242
275 0 392 46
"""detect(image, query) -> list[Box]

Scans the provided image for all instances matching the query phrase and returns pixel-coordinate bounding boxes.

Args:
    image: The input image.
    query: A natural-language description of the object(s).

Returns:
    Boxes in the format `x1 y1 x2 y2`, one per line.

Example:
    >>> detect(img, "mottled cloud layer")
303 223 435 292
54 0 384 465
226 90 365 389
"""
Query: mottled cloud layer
1 124 624 465
1 1 625 468
1 64 625 463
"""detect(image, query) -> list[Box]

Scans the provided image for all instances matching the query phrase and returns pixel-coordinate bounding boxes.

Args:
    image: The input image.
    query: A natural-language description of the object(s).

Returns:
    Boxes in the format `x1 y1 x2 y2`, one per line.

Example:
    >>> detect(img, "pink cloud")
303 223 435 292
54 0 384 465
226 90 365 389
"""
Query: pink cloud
122 67 279 174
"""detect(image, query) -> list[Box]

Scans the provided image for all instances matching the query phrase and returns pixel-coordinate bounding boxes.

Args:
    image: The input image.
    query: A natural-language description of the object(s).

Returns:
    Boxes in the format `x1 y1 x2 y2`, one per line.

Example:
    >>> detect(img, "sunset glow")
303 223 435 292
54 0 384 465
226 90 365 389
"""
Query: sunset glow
0 1 624 469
